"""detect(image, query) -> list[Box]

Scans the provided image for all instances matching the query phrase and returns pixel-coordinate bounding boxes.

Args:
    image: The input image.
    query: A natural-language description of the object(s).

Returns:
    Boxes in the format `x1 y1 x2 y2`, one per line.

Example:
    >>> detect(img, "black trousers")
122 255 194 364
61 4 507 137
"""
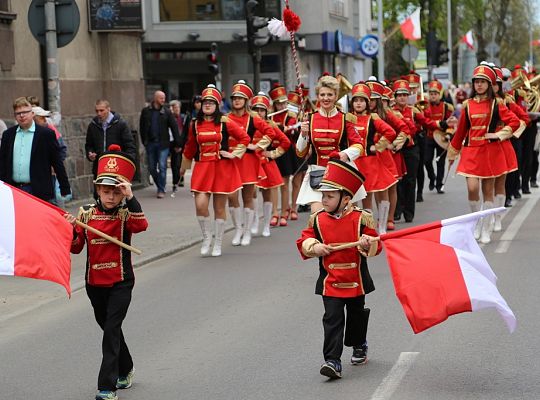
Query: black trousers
322 295 366 362
416 133 426 195
169 141 181 186
424 137 446 189
396 144 420 221
532 150 539 183
86 280 134 391
521 124 537 191
506 137 523 197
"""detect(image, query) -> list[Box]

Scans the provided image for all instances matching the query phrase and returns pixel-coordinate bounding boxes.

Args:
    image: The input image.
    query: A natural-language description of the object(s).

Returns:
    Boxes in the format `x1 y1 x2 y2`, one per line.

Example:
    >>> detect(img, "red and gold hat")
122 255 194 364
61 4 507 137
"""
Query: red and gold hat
392 79 410 95
366 78 385 99
318 159 365 197
405 71 421 88
472 64 496 85
287 90 302 107
351 82 371 101
382 85 394 100
511 64 523 80
250 92 271 110
201 84 222 104
428 79 443 93
269 83 287 103
94 145 136 186
493 66 503 83
231 80 254 100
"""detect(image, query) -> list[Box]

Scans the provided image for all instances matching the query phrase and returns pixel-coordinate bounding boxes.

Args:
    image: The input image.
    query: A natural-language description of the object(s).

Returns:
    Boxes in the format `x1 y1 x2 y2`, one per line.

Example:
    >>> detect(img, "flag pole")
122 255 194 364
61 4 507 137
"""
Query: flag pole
74 220 142 255
329 236 380 251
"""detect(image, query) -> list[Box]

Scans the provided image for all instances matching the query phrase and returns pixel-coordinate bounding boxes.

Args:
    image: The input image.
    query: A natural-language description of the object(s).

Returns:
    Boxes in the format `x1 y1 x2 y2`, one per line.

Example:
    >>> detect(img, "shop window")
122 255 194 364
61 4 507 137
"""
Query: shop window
230 53 280 74
329 0 347 18
159 0 279 22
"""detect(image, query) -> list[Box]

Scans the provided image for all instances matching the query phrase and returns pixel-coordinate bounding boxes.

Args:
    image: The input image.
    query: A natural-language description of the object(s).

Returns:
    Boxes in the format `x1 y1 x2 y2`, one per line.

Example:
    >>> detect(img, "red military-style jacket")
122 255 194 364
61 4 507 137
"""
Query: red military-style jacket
502 94 529 138
264 120 291 161
353 112 397 156
271 111 298 141
71 197 148 287
392 104 441 147
296 108 364 167
227 111 275 153
297 206 381 298
423 101 454 139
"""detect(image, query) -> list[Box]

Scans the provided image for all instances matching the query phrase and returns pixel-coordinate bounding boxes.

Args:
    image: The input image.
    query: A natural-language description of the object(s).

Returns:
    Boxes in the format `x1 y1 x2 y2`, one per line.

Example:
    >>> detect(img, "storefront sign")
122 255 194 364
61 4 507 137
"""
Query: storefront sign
88 0 143 32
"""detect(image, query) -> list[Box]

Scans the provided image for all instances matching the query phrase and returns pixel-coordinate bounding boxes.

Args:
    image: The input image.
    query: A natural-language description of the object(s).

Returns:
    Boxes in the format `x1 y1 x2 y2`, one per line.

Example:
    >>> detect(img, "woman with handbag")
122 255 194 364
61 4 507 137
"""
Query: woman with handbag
296 75 366 213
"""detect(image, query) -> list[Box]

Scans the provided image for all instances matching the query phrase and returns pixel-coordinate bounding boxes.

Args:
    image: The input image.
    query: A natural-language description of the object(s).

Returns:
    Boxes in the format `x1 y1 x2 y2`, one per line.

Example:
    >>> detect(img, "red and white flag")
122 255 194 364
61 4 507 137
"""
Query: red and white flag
462 30 474 49
400 8 421 41
531 39 540 47
0 181 72 295
381 209 516 334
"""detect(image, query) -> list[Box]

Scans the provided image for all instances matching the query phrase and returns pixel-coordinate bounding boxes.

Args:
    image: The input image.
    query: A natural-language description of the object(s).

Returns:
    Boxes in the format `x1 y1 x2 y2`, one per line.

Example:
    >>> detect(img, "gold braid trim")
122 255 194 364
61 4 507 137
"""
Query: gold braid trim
393 132 408 148
302 238 321 258
447 143 460 161
268 146 286 159
117 207 129 222
257 135 272 149
231 144 247 158
360 210 376 229
220 115 230 123
375 136 390 152
495 126 514 141
345 112 358 123
512 120 526 139
77 205 96 224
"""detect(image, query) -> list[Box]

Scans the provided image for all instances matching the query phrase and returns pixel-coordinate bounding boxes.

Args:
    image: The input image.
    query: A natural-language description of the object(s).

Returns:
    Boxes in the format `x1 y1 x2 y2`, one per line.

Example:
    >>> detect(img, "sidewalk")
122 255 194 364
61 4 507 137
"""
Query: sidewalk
0 172 234 321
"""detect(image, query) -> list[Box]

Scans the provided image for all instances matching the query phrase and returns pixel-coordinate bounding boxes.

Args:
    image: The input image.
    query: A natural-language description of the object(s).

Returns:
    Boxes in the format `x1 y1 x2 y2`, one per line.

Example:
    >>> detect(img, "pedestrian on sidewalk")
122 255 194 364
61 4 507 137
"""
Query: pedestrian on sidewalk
180 84 250 257
169 99 184 195
64 146 148 400
296 160 381 380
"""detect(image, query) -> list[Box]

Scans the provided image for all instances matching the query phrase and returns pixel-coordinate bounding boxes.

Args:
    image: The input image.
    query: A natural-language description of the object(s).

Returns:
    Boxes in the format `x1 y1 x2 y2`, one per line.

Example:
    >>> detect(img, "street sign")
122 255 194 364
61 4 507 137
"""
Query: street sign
28 0 80 48
358 34 379 58
401 44 419 64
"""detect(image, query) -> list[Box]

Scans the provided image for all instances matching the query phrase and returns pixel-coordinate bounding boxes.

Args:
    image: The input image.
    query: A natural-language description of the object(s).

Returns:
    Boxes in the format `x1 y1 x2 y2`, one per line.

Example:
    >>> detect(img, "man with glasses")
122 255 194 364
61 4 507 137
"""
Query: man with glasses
0 97 71 201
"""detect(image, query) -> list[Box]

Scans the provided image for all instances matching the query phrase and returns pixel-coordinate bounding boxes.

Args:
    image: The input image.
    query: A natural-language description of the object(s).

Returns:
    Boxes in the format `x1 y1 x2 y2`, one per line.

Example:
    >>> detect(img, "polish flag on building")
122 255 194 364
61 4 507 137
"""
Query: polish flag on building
0 181 72 295
400 8 421 41
381 209 516 334
462 30 474 50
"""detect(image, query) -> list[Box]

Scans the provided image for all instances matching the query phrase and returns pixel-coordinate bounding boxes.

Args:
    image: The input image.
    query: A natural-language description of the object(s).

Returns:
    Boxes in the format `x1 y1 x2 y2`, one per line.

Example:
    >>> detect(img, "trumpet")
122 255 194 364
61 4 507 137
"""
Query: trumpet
511 70 531 91
336 73 353 99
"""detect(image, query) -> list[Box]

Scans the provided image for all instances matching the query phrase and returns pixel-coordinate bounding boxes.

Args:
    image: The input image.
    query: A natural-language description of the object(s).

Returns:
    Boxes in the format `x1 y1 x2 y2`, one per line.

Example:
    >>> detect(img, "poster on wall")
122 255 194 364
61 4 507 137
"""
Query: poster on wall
88 0 143 31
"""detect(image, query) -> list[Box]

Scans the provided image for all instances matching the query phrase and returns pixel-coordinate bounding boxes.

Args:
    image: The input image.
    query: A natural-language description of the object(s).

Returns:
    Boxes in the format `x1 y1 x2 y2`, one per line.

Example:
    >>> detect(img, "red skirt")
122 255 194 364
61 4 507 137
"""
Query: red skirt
378 150 399 179
391 152 407 178
234 152 262 185
355 155 398 192
257 161 284 189
457 141 510 178
190 159 243 194
501 140 518 173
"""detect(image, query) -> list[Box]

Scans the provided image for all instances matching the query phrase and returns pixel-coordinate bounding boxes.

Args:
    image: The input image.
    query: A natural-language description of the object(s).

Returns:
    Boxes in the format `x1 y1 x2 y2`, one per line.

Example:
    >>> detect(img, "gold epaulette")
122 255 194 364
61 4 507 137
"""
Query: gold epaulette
360 209 376 229
495 97 504 105
412 105 422 114
307 209 324 228
370 113 380 120
392 110 404 118
248 110 260 118
504 94 516 104
267 119 278 128
220 115 230 123
345 112 357 123
462 99 469 107
118 206 129 222
446 102 455 112
77 204 96 224
288 111 298 119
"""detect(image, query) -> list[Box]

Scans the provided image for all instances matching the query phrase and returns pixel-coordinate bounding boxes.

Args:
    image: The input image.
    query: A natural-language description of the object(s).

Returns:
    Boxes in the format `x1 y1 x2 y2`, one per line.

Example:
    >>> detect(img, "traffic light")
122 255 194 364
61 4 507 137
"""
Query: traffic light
427 31 449 66
436 40 449 65
207 42 219 75
245 0 271 55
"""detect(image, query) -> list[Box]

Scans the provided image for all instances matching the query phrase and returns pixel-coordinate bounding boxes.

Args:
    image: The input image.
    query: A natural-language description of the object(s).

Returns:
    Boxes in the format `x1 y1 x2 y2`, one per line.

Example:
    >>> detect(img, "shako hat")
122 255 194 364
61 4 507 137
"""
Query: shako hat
318 159 365 197
231 80 254 100
201 84 222 104
250 92 271 110
94 144 136 186
351 82 371 101
392 79 411 95
269 83 287 102
472 62 497 85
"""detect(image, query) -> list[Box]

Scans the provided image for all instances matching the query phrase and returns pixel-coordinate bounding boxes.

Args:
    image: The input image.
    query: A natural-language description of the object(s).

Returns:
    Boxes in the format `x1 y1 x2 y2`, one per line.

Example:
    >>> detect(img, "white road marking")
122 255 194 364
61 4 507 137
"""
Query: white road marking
495 191 540 254
369 352 419 400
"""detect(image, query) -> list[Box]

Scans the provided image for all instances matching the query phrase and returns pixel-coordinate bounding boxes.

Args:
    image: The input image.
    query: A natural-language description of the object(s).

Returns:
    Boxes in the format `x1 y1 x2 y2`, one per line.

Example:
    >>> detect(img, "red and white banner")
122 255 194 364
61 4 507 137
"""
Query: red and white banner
0 181 72 295
400 8 421 41
381 209 516 334
462 30 474 50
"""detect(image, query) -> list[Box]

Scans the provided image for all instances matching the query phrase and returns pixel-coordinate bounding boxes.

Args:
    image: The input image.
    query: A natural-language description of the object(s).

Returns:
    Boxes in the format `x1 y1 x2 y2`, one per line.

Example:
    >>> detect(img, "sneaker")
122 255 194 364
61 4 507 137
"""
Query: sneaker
116 369 134 389
171 185 177 198
351 343 368 365
320 360 342 379
157 192 165 199
95 391 118 400
179 176 185 187
531 181 539 188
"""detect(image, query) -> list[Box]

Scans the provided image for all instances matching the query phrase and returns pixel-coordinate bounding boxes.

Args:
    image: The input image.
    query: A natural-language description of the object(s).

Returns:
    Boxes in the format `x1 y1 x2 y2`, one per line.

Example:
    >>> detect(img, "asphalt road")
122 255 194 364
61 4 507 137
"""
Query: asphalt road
1 176 539 400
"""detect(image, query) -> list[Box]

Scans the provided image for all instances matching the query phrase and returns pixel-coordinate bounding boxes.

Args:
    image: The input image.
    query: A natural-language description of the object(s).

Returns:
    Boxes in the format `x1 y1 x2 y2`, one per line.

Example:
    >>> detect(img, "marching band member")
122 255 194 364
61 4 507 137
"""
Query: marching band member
296 75 366 213
251 92 291 237
448 64 520 244
366 78 410 231
227 80 276 246
349 82 397 234
181 85 250 256
423 79 456 194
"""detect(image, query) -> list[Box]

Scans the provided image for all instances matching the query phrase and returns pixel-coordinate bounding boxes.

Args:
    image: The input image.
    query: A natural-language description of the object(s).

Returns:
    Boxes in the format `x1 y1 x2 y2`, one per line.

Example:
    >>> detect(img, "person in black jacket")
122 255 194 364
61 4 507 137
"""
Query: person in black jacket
86 99 137 178
0 97 70 201
139 91 182 198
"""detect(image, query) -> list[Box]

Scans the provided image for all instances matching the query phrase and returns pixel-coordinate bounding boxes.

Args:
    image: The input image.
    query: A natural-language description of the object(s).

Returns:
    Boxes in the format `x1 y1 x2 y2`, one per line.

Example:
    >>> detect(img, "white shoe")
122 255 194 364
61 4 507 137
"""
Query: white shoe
251 209 260 236
231 207 243 246
211 219 225 257
378 200 390 235
198 216 212 256
241 208 255 246
469 200 481 240
493 194 506 232
480 202 494 244
261 202 273 237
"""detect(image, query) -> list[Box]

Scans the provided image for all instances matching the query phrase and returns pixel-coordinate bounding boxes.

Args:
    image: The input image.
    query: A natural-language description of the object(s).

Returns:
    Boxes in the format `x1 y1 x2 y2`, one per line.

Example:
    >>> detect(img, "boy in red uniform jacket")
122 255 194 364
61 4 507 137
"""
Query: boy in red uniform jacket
296 159 381 379
64 145 148 400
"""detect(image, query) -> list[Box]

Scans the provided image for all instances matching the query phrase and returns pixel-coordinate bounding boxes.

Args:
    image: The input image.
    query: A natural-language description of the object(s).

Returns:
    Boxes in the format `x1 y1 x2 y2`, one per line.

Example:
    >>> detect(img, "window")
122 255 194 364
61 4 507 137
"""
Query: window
159 0 280 22
329 0 346 18
0 0 9 12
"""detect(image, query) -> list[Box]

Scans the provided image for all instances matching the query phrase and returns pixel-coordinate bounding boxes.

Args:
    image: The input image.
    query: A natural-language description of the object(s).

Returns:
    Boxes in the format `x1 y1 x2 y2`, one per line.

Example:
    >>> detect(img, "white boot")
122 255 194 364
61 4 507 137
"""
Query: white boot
251 207 260 236
377 200 390 235
469 200 482 240
211 219 225 257
480 201 494 244
231 207 243 246
262 202 273 237
493 194 506 232
198 216 212 256
241 208 255 246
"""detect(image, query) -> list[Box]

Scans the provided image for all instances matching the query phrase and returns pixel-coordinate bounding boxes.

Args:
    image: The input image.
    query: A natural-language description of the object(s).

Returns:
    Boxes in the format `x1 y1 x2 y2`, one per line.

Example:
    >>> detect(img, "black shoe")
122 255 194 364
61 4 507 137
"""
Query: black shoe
394 213 402 222
298 205 309 213
513 191 522 199
416 193 424 202
351 343 368 365
531 181 539 188
504 197 512 208
522 188 531 194
436 187 445 194
320 360 342 379
404 215 413 222
428 180 435 191
179 177 185 187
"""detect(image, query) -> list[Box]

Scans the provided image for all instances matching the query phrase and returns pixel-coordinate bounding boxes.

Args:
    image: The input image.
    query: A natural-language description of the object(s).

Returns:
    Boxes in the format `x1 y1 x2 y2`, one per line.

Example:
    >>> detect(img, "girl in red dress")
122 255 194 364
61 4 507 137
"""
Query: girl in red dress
350 82 398 234
251 93 291 237
448 64 520 244
181 85 250 257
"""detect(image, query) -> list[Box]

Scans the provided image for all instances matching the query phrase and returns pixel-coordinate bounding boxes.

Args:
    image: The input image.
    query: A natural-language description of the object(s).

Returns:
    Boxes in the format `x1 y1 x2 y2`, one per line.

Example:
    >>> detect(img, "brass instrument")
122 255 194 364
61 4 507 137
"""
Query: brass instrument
511 71 531 91
526 86 540 113
529 74 540 87
336 73 353 99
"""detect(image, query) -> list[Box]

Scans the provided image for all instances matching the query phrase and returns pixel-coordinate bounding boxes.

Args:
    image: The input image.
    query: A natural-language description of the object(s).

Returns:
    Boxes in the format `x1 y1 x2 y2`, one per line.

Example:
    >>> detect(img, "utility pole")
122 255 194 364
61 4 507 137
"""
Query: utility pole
377 0 384 79
44 0 60 115
446 0 453 83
